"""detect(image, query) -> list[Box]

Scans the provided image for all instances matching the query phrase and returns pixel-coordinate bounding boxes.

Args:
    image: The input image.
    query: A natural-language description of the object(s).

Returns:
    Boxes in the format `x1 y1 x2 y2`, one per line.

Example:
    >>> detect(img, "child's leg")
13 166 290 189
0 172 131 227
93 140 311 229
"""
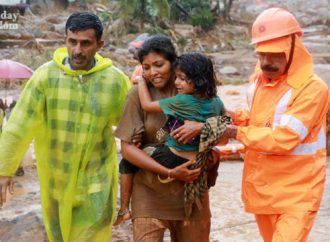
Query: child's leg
151 145 189 169
114 159 138 226
119 173 133 211
113 173 133 226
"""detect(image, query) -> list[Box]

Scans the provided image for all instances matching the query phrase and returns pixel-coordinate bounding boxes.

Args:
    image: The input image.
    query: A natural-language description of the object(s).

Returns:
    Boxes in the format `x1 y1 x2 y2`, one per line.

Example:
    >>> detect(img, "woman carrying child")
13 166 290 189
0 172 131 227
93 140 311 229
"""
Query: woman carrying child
114 35 222 241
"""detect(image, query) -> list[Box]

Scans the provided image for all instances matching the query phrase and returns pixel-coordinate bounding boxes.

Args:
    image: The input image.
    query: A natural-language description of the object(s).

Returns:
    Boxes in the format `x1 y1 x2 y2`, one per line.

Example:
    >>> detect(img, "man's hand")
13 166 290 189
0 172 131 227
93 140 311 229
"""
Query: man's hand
170 160 201 183
170 120 203 144
0 176 14 208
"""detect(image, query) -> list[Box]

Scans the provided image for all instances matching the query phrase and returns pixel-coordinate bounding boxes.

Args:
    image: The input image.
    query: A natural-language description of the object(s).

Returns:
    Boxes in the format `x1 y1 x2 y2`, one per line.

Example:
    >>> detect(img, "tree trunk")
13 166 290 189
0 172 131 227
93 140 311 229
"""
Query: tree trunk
139 0 146 31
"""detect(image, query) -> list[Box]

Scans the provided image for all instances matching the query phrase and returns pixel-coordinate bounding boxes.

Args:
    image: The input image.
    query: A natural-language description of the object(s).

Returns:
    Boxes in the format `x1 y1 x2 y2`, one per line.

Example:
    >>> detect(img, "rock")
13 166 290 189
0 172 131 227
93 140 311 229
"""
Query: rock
304 42 330 54
219 66 239 75
30 28 45 38
44 15 65 24
314 64 330 87
0 211 46 242
54 22 66 34
327 110 330 155
174 24 195 38
33 19 56 32
42 30 64 40
225 90 240 96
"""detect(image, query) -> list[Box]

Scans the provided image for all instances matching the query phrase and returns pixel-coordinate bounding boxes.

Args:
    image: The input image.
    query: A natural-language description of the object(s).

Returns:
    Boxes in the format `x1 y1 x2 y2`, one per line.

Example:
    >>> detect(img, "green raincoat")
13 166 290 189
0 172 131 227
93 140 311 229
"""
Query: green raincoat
0 109 4 132
0 48 131 242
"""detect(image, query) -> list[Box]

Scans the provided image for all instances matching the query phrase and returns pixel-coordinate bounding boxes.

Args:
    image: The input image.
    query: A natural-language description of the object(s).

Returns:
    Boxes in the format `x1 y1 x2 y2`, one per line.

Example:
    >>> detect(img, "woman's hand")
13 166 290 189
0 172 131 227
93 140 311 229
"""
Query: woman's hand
170 160 201 183
170 120 204 144
131 132 143 148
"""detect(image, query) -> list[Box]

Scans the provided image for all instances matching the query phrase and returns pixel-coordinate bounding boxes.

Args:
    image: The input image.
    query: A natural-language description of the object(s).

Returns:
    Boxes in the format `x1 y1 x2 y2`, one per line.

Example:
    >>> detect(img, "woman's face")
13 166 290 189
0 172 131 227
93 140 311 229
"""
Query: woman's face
141 52 172 89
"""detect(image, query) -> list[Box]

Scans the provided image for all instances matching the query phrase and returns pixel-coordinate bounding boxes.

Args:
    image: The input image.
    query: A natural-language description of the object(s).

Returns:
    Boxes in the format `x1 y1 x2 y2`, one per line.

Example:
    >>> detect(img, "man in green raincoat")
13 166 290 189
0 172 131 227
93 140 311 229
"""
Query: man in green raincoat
0 12 131 242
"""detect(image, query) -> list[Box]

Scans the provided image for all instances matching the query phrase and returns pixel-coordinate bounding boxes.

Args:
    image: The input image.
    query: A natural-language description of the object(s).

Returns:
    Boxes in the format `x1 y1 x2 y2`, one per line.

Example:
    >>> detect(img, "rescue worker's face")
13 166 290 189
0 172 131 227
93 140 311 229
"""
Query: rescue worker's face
66 29 104 71
257 52 287 79
141 52 172 89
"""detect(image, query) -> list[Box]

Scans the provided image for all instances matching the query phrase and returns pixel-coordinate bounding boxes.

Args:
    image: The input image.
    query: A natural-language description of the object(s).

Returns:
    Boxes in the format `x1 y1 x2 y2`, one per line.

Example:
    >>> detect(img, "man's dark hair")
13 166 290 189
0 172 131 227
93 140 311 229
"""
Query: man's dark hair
65 12 103 41
138 35 177 65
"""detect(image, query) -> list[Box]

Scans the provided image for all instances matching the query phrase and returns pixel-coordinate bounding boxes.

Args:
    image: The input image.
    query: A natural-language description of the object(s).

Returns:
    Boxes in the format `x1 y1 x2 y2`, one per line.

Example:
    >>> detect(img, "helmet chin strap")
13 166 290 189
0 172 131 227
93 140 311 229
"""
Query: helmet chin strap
284 34 296 74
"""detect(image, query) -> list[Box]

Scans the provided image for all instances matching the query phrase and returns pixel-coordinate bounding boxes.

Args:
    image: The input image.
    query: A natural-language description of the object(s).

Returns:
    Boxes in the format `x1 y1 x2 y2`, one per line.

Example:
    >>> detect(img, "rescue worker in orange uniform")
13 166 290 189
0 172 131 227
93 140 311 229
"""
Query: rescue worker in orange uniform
224 8 330 242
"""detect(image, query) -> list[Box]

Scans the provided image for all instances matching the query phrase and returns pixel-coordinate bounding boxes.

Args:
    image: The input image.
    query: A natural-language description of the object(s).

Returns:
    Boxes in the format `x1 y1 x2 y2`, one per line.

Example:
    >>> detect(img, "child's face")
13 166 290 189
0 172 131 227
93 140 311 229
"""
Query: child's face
174 68 195 94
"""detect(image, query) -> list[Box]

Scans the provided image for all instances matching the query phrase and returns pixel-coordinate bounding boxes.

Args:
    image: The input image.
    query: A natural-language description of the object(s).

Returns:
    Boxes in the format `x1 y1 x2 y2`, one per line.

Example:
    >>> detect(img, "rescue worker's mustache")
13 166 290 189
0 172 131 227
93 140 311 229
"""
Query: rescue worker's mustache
261 65 279 72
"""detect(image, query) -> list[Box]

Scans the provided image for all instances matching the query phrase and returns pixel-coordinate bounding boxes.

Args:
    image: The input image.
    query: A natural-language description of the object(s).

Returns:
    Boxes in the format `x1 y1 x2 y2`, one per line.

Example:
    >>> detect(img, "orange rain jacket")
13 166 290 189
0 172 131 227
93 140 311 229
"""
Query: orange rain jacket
234 35 329 214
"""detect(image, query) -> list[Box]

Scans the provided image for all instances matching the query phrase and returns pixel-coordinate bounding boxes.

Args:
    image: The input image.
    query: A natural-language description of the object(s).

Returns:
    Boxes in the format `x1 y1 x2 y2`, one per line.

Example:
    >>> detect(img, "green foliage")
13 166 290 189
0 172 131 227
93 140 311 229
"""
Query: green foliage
176 36 189 53
118 0 217 31
169 0 215 29
169 0 211 20
119 0 138 21
149 0 170 19
16 48 54 70
98 12 112 23
144 25 169 35
189 9 214 30
119 0 170 28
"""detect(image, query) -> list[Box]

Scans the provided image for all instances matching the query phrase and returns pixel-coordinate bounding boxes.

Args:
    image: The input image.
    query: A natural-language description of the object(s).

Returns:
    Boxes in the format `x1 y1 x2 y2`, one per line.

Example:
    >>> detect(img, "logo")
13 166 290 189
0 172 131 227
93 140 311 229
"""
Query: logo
259 25 266 33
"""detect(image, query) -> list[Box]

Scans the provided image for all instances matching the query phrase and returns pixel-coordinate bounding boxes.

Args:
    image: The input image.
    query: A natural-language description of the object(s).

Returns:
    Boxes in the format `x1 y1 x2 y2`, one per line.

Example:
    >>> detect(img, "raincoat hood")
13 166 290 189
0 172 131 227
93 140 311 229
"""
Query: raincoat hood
53 47 113 76
255 34 313 89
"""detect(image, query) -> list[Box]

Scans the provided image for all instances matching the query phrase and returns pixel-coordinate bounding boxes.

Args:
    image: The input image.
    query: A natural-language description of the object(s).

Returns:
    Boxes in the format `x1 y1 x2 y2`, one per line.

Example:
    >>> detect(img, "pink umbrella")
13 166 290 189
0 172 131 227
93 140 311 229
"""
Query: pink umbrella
0 59 34 104
0 59 33 79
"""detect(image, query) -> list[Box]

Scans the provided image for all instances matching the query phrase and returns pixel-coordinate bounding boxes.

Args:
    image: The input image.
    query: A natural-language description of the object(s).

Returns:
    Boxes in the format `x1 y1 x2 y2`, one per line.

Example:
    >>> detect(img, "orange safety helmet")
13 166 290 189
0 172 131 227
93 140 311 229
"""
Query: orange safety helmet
251 7 303 44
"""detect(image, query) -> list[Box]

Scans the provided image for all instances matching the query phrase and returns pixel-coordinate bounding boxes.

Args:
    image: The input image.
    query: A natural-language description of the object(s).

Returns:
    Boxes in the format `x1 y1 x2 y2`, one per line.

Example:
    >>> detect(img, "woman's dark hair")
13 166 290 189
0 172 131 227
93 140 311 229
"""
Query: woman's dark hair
65 12 103 41
175 52 217 98
138 34 177 65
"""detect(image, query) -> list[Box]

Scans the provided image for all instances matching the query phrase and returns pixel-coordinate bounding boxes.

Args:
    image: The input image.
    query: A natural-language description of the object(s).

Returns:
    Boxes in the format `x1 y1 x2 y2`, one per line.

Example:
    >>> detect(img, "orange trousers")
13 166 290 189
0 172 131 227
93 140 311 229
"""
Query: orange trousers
255 211 317 242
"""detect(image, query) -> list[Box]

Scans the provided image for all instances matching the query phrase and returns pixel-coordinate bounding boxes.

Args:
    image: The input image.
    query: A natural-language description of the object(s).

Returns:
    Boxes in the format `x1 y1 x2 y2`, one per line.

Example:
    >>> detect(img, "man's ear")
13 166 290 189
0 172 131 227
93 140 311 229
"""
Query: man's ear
98 40 104 49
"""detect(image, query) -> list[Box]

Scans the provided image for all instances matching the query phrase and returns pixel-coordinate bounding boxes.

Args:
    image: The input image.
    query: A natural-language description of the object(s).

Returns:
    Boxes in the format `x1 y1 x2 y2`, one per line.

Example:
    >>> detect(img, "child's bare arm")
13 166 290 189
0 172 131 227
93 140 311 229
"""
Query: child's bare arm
138 77 162 112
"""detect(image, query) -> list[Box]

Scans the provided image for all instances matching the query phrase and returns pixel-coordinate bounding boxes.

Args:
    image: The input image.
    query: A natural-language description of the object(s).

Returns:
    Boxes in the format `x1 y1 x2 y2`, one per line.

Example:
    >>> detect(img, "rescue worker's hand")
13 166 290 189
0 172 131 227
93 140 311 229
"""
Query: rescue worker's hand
0 176 14 208
223 125 238 139
170 160 201 183
170 120 203 144
131 132 143 148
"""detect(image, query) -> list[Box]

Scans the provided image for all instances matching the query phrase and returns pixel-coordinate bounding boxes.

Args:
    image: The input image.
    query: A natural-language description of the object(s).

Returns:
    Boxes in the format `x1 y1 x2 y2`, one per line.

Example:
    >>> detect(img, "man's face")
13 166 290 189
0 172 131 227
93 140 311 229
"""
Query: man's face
65 29 104 71
257 52 287 79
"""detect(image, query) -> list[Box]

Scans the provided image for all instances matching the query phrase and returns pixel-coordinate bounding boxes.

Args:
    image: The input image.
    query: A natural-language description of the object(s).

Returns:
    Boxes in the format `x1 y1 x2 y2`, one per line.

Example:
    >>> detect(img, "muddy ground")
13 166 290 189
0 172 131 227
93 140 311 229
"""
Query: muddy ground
0 0 330 241
0 85 329 242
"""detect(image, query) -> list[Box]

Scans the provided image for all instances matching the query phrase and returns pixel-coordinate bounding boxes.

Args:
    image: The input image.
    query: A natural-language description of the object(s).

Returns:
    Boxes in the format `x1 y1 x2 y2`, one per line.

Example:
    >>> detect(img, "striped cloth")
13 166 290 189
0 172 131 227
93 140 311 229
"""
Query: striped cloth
184 115 231 218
